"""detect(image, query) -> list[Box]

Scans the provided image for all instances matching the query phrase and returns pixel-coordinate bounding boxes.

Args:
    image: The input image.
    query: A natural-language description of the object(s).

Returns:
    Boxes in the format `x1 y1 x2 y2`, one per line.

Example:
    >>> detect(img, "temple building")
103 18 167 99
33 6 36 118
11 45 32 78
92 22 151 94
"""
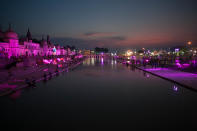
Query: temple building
0 25 69 58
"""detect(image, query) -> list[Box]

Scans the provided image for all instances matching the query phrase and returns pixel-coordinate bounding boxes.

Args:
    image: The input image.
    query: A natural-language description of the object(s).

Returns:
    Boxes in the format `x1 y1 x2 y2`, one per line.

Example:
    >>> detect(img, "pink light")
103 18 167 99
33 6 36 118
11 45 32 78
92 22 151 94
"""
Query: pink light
175 60 180 63
145 59 149 62
57 58 61 62
78 55 83 58
175 63 182 68
0 83 17 90
132 56 136 60
52 59 57 65
182 64 190 67
192 60 196 65
101 58 104 65
58 64 63 68
43 68 48 72
43 59 51 64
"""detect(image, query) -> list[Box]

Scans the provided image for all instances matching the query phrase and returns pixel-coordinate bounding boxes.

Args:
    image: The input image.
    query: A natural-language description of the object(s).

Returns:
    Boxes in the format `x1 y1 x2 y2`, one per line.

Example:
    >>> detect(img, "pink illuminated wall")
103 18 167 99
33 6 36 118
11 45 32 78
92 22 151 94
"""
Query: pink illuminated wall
0 28 68 58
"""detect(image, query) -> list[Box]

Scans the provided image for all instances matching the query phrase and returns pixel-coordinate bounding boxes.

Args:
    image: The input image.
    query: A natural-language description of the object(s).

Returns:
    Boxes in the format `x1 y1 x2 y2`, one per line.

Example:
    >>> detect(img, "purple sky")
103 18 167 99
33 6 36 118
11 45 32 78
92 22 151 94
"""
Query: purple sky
1 0 197 49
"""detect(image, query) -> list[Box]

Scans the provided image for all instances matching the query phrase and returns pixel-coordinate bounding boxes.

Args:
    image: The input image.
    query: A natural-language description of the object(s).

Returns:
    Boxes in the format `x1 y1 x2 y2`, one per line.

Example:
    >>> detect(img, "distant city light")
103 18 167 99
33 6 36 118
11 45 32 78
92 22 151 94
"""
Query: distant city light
187 41 192 45
173 85 178 92
175 48 179 53
126 50 133 56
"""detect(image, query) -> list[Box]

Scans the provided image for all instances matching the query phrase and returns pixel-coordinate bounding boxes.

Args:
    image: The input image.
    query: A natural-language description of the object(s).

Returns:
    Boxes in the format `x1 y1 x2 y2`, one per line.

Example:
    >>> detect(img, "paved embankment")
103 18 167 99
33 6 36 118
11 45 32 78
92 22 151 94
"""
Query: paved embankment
136 66 197 91
0 60 83 97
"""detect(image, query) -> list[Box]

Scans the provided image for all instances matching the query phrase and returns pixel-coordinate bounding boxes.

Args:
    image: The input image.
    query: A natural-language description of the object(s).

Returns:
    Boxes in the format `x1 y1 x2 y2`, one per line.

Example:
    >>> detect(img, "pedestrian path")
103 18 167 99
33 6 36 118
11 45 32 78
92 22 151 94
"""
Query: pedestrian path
136 66 197 91
0 60 83 96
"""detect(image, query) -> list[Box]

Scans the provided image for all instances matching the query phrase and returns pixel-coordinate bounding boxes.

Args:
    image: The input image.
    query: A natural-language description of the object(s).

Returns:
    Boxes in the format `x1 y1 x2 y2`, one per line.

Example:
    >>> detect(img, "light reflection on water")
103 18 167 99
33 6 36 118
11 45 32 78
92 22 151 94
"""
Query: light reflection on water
1 58 197 130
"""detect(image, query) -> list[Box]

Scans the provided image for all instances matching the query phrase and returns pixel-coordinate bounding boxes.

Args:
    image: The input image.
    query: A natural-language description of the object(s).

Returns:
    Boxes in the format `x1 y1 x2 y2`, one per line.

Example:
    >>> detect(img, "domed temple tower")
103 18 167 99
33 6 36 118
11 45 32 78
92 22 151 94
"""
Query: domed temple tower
4 24 18 42
3 24 19 57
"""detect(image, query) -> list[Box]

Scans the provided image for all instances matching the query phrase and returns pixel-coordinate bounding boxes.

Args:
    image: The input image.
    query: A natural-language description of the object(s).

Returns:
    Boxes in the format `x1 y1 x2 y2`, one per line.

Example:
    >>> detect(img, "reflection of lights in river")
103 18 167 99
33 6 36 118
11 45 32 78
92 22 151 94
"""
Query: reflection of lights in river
173 85 178 92
101 58 104 65
111 60 113 65
111 59 117 69
83 59 90 66
91 58 95 65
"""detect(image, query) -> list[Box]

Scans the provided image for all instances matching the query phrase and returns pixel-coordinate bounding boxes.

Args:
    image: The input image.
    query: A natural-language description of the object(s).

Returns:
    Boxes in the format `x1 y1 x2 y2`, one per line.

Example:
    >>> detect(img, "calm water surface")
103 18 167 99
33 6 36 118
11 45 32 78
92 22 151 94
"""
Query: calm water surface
0 58 197 130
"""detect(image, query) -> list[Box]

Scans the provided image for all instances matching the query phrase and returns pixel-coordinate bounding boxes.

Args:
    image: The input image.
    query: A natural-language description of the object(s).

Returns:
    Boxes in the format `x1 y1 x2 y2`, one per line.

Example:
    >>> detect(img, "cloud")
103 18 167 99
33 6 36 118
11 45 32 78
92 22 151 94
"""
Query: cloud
83 32 116 37
51 35 127 49
51 32 196 49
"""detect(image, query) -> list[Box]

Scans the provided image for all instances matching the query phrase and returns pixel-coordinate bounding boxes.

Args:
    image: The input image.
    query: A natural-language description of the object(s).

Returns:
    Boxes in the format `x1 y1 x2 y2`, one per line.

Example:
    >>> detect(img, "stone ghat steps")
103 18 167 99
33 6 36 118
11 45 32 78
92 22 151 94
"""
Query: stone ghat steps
0 61 83 97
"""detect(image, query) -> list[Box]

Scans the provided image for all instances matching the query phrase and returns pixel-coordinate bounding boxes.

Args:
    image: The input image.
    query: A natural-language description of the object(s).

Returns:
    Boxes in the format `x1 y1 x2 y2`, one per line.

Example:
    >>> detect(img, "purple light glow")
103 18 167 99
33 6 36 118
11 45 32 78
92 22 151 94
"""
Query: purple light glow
57 58 61 62
145 59 149 62
192 60 196 65
175 60 180 63
146 68 169 71
43 68 48 72
182 64 190 67
175 48 179 52
173 85 178 92
145 68 197 77
43 59 52 64
101 58 104 65
132 56 136 60
176 62 182 68
0 83 17 90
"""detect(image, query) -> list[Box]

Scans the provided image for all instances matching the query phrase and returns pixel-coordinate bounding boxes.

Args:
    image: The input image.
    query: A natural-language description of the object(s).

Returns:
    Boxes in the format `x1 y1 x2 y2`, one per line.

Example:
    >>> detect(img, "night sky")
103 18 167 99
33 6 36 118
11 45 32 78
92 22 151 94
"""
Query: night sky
1 0 197 49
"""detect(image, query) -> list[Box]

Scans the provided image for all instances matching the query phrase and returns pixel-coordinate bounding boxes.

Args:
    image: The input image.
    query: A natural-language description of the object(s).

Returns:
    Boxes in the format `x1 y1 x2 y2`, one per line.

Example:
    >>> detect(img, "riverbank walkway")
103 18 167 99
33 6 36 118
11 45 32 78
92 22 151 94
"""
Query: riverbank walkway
136 66 197 91
0 59 84 96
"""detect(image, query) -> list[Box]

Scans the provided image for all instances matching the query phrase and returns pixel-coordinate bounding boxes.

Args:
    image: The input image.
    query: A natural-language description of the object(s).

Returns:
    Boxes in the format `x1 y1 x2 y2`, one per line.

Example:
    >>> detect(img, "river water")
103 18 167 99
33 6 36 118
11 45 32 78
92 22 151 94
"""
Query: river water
0 58 197 130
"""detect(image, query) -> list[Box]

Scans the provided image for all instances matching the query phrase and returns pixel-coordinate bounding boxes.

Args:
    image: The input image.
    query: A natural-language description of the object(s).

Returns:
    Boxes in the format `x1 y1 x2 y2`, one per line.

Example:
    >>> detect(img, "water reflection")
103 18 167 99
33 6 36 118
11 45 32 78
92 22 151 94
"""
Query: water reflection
173 85 179 92
101 58 104 65
146 74 150 78
91 58 95 66
83 58 117 68
111 59 117 69
1 58 197 130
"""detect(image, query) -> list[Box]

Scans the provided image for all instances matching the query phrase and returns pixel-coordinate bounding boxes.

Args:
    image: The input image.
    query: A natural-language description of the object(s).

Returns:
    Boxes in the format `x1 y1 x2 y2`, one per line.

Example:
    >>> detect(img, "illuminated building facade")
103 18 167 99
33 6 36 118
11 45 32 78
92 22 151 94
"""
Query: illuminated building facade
0 25 68 58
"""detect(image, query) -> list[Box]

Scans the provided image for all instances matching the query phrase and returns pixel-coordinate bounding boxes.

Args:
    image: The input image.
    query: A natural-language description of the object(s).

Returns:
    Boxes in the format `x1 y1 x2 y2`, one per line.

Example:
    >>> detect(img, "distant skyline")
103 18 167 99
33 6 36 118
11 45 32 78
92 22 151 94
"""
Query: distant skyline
1 0 197 49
